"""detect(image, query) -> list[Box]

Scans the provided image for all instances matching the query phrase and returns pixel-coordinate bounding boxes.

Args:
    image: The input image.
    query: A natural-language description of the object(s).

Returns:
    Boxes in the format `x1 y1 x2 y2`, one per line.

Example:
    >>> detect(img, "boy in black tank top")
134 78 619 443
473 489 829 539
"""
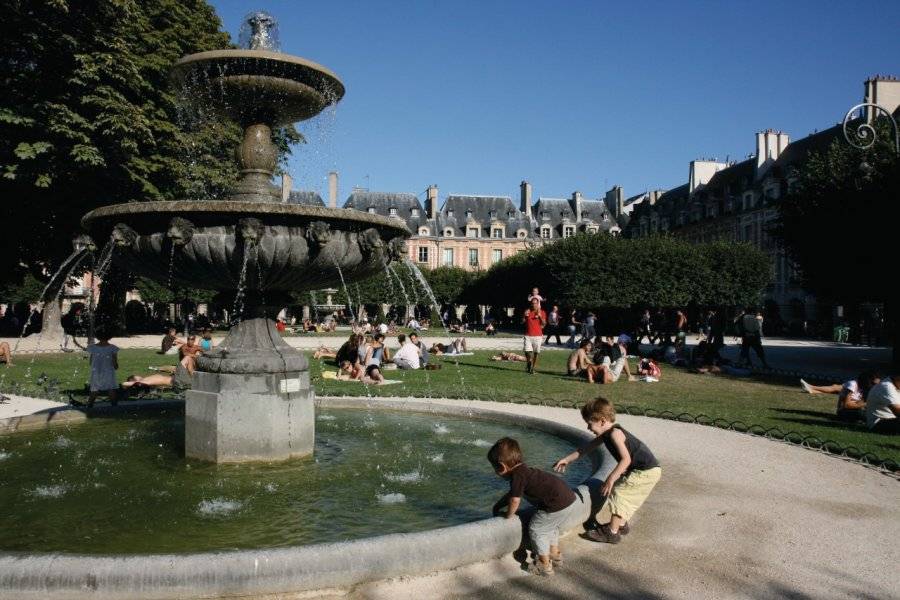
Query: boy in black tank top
554 396 661 544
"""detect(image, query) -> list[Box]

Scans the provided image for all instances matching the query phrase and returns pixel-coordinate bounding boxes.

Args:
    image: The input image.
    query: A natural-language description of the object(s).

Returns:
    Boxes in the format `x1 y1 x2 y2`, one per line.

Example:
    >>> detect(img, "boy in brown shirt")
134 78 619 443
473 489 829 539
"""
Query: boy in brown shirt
488 437 583 576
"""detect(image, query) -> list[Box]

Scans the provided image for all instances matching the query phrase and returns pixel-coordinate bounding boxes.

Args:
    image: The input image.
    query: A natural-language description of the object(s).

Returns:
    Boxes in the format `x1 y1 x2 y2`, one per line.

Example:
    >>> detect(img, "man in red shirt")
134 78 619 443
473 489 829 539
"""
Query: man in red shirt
522 297 547 375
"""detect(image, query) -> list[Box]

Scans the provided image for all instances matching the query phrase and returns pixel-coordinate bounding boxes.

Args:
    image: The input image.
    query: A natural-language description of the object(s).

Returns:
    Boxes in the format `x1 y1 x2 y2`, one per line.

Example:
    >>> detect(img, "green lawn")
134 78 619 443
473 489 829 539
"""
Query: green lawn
2 348 897 466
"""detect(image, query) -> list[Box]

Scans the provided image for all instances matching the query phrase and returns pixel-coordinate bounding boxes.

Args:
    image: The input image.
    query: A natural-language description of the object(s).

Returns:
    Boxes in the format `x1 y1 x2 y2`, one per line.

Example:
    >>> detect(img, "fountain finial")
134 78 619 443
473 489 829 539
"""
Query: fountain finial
240 11 280 51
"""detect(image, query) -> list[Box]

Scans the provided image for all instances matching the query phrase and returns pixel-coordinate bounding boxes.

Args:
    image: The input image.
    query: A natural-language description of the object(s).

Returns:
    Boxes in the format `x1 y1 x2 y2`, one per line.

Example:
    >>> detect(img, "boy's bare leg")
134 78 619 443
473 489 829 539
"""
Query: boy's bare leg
608 513 625 534
531 353 539 373
88 391 97 408
549 543 562 561
524 351 533 373
108 388 118 406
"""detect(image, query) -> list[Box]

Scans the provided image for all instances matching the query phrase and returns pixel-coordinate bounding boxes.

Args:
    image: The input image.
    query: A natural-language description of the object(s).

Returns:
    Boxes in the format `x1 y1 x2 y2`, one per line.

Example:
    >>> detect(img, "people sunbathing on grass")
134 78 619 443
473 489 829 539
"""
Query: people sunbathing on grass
0 341 13 366
430 338 468 355
337 359 385 384
179 335 203 375
566 340 604 383
491 351 528 362
122 373 173 390
800 371 881 422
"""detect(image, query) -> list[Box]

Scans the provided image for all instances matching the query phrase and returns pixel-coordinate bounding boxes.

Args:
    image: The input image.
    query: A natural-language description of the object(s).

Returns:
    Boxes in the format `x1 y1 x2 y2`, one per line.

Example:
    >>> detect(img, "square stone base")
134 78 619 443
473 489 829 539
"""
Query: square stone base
184 370 315 463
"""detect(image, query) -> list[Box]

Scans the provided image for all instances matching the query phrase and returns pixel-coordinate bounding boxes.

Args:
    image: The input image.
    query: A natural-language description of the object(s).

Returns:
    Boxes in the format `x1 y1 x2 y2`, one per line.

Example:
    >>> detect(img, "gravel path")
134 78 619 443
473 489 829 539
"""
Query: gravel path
1 395 896 599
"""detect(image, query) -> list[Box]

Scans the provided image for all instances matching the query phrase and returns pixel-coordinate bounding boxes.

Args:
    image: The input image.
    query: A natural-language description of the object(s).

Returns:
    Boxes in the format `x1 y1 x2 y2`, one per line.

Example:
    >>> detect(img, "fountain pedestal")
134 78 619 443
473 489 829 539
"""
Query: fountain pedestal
185 316 315 463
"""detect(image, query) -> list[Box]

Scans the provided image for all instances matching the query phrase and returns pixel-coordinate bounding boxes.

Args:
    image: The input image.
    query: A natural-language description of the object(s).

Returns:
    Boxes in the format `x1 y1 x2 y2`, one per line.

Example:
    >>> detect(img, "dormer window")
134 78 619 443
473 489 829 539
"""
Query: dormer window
507 211 514 219
602 213 609 222
563 226 575 238
443 228 454 237
447 209 454 218
389 207 398 216
492 228 503 239
489 210 497 219
465 209 472 219
541 226 552 239
517 229 528 239
587 226 599 234
367 207 376 214
419 227 430 236
466 227 479 238
411 208 419 217
541 211 549 221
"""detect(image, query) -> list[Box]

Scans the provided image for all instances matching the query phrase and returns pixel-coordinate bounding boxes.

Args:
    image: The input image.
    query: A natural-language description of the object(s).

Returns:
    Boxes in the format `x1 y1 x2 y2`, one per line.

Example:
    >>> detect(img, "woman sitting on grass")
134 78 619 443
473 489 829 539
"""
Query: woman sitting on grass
800 372 881 422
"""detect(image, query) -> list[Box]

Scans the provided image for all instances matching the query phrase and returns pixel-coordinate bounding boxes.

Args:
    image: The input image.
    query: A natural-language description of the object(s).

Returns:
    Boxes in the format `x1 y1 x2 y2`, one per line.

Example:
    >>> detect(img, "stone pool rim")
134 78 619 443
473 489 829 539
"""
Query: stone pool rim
0 396 606 600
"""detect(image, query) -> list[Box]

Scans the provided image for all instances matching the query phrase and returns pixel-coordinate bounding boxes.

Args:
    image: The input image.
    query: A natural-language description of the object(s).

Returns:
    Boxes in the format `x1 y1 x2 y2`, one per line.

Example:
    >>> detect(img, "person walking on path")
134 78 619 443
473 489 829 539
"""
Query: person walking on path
566 309 581 349
636 309 653 345
737 307 770 369
522 297 547 375
581 311 596 344
544 305 562 345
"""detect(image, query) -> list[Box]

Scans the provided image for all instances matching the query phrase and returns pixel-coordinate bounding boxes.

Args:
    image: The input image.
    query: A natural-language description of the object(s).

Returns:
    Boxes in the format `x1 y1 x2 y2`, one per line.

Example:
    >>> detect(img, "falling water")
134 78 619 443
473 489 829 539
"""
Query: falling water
166 245 176 290
231 246 252 326
333 261 356 325
309 290 320 322
12 248 89 355
7 250 91 390
405 259 467 391
387 264 411 322
383 264 397 318
91 241 115 283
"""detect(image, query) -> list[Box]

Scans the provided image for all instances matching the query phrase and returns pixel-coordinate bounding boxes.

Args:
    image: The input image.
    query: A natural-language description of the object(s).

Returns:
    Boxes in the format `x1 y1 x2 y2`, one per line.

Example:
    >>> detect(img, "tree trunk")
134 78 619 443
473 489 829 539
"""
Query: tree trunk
40 297 64 339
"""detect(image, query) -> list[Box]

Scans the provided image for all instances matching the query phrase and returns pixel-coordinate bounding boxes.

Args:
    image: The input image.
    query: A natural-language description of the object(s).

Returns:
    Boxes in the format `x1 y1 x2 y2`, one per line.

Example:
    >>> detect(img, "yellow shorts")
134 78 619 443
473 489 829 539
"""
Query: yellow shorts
599 466 661 522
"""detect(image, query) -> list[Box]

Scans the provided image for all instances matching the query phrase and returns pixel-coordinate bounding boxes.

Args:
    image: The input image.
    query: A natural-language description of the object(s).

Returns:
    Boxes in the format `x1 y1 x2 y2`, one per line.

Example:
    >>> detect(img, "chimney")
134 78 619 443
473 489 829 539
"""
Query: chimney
689 159 728 194
604 186 623 219
426 185 439 220
755 130 790 180
865 75 900 121
520 181 532 218
649 189 661 206
572 191 583 222
328 171 338 208
281 173 293 202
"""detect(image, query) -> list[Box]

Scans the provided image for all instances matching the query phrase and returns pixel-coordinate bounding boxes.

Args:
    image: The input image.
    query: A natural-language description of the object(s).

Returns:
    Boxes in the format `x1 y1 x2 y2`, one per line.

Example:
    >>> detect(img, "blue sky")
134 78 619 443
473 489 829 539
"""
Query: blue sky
210 0 900 205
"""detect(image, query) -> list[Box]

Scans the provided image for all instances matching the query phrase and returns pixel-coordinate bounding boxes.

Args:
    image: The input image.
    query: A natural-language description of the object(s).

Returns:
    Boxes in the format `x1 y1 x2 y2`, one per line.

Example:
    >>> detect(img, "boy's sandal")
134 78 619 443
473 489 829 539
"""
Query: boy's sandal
527 562 554 577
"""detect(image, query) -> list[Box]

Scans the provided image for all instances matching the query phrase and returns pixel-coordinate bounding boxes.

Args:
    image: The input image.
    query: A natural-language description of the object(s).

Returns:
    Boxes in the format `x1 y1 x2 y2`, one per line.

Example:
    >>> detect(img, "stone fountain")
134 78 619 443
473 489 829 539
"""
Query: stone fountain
81 13 410 463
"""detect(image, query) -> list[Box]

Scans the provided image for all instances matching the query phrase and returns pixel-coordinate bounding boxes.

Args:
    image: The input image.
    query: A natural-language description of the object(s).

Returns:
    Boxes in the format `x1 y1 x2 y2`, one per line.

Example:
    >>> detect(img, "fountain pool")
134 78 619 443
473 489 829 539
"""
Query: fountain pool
0 406 593 554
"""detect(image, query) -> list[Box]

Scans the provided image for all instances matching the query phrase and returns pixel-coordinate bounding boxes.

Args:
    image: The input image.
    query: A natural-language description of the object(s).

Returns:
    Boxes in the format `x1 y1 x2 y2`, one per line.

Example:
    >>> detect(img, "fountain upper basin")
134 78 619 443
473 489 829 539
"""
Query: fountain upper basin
171 49 345 126
81 201 411 294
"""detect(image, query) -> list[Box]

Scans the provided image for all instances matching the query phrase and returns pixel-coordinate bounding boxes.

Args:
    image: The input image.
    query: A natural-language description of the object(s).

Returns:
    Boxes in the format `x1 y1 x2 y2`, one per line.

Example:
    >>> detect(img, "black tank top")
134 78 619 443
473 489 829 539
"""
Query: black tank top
602 425 659 472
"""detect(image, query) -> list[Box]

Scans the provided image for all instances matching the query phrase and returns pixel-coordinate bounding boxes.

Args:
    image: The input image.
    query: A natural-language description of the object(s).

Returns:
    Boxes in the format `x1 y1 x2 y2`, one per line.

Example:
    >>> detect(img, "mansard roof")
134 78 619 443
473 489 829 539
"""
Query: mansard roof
533 196 617 233
342 190 426 233
287 190 325 206
435 194 532 237
703 159 755 194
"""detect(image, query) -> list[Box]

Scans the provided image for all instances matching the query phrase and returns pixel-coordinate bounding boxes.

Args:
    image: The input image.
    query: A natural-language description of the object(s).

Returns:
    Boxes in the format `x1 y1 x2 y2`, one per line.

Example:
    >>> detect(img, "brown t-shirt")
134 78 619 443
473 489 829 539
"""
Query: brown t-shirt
508 463 576 513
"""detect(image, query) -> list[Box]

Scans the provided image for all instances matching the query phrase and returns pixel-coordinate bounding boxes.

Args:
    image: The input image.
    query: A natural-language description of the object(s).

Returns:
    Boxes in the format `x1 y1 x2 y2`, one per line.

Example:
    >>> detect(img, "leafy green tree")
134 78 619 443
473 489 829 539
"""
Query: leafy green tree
777 120 899 364
467 233 770 312
0 0 301 332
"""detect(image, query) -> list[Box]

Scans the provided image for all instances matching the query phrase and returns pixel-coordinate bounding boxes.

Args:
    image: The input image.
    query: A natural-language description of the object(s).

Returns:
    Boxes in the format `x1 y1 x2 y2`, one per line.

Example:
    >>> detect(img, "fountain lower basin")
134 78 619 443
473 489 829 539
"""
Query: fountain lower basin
0 397 606 599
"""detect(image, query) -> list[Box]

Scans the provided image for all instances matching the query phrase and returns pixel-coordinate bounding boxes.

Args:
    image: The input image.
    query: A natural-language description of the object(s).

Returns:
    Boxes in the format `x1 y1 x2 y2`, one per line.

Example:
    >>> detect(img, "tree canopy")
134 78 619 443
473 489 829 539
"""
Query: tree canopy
0 0 300 299
466 233 771 310
777 121 898 304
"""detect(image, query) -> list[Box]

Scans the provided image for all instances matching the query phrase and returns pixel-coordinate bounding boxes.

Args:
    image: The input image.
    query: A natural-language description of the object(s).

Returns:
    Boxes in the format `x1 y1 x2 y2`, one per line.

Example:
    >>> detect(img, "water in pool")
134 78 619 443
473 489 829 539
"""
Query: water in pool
0 408 592 554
